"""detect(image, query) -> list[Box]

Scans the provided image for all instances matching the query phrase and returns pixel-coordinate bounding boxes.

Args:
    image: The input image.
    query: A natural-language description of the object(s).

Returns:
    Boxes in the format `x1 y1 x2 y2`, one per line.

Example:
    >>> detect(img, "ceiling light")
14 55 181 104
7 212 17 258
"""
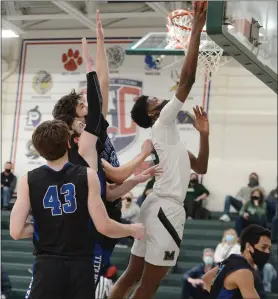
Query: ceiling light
2 30 19 38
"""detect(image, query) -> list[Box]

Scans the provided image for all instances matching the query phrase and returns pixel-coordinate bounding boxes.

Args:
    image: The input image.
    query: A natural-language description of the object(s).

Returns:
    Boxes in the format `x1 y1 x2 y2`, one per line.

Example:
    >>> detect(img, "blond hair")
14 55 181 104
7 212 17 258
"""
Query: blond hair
222 229 238 245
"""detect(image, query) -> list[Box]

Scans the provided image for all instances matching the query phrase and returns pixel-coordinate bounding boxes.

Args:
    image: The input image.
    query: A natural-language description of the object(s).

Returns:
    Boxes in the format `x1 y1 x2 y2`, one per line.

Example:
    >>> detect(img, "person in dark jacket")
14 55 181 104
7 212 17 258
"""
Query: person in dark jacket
1 266 12 299
1 162 17 210
184 173 209 219
181 248 215 299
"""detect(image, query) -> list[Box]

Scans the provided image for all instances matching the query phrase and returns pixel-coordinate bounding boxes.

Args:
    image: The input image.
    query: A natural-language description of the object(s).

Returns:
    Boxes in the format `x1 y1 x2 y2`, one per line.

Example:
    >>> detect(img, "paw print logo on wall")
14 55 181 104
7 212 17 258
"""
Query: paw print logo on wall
62 49 83 72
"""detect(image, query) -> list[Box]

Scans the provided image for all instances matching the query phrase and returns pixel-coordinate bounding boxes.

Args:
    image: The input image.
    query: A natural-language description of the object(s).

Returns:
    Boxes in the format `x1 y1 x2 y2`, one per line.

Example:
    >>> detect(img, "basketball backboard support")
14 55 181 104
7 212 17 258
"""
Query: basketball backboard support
206 1 277 93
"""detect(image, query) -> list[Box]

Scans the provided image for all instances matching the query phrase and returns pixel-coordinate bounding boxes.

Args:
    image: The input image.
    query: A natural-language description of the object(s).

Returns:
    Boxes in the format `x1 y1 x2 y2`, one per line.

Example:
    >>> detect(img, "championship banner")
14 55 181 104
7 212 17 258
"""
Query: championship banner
11 39 211 178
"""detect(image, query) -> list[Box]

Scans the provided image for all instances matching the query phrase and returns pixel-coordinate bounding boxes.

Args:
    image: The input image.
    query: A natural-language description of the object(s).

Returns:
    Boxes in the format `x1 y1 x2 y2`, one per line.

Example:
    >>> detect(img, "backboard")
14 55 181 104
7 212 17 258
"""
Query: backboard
207 1 277 93
125 32 225 56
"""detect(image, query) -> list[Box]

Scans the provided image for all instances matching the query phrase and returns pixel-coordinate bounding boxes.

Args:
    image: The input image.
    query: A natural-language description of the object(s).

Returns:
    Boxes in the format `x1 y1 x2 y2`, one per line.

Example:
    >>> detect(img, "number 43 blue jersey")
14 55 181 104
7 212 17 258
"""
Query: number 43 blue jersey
28 163 94 257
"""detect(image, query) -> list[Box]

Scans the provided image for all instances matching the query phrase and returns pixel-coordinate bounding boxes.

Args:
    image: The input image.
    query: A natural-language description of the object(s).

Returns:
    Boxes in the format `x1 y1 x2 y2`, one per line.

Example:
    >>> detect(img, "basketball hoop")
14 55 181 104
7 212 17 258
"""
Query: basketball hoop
167 9 224 80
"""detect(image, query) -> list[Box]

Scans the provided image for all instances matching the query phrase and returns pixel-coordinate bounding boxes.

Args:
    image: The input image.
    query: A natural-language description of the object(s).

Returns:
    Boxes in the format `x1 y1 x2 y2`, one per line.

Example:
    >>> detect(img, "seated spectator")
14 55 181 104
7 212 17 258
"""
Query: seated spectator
1 162 17 210
136 177 154 207
266 185 277 222
261 258 277 293
214 229 240 263
220 172 264 222
235 188 267 237
1 266 12 299
121 192 140 224
181 248 215 299
184 173 210 220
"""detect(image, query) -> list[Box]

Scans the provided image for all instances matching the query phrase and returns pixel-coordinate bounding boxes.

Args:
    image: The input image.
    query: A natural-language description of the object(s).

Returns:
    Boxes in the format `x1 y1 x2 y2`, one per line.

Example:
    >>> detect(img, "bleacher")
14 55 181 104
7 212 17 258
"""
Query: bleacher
1 211 277 299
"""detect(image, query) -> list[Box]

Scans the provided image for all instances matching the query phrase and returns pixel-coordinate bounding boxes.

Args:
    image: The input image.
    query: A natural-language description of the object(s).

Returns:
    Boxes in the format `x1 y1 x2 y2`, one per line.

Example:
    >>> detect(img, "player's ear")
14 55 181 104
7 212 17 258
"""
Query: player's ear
246 242 254 253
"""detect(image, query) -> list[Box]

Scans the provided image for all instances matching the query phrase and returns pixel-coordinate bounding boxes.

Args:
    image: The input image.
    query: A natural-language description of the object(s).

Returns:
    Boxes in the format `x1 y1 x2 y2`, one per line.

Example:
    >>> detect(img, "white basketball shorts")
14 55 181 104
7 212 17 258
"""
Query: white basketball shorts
131 193 185 267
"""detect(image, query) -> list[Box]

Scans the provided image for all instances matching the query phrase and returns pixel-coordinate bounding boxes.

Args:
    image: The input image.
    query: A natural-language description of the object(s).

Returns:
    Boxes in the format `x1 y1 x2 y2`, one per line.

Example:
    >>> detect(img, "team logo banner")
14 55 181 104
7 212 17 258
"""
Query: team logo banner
11 39 209 179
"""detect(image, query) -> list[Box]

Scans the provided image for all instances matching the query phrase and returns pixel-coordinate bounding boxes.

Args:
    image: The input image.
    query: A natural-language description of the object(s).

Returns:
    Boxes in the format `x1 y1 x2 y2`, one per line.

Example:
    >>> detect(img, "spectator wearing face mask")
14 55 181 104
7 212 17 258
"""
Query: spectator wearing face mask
214 229 241 264
1 162 17 210
184 173 210 220
235 188 267 237
220 172 265 222
181 248 215 299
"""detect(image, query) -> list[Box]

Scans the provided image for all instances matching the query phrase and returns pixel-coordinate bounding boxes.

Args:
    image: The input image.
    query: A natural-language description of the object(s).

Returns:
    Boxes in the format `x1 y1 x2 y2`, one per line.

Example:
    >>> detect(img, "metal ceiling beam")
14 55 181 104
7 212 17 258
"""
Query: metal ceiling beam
5 12 161 21
2 19 25 35
146 2 169 16
4 1 17 16
51 0 96 29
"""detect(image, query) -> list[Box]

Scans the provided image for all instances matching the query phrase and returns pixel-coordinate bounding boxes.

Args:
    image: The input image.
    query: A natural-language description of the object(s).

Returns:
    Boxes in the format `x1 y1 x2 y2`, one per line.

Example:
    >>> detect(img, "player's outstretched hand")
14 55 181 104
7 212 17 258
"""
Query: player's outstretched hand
130 223 145 240
192 105 209 135
81 37 95 73
135 165 163 183
96 10 104 40
141 139 154 157
192 1 207 32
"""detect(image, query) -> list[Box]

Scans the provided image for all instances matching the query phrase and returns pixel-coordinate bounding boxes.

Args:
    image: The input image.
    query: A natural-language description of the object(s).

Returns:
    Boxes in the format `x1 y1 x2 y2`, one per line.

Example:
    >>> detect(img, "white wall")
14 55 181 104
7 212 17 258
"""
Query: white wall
1 31 277 211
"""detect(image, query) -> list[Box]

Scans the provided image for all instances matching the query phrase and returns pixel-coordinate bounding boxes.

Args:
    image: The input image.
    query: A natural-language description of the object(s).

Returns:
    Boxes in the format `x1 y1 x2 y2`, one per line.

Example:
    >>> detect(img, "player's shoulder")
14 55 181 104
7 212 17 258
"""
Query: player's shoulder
86 167 98 180
231 268 253 282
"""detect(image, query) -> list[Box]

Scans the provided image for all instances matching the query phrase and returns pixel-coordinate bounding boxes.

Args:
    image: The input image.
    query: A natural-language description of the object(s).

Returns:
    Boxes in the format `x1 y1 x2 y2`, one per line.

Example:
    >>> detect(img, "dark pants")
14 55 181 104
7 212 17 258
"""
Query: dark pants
181 279 210 299
235 216 267 237
272 216 278 243
27 257 95 299
266 199 276 223
184 200 202 219
223 196 243 215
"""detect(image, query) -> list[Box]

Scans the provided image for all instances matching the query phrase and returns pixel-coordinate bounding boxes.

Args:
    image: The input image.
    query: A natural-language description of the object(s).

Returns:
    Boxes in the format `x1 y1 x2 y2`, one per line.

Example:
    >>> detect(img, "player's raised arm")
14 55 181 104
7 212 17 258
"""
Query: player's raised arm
188 105 209 174
175 1 206 103
96 10 109 118
10 175 33 240
87 168 145 239
101 139 153 184
78 38 102 170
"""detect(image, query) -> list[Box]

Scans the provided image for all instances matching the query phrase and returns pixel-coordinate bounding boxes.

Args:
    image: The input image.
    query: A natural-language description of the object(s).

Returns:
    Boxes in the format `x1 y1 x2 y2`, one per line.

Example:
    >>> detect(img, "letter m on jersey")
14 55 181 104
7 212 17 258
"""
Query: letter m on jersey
163 251 175 261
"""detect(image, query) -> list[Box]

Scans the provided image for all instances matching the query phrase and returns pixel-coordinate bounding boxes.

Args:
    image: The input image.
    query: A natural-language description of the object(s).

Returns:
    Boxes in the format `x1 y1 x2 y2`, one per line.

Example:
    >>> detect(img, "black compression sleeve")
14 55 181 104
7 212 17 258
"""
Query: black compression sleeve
84 71 103 136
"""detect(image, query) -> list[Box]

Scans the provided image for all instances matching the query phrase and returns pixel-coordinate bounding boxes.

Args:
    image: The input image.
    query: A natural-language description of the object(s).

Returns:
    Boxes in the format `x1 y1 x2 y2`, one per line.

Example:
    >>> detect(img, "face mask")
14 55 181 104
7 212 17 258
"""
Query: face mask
225 234 235 243
153 100 169 112
5 169 11 173
203 256 213 265
249 178 259 187
251 195 260 201
250 247 270 269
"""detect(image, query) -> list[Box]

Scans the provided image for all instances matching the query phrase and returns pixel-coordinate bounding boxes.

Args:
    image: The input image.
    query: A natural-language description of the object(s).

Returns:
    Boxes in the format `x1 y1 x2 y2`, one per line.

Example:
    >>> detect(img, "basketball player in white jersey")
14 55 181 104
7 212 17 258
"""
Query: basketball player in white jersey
109 2 209 299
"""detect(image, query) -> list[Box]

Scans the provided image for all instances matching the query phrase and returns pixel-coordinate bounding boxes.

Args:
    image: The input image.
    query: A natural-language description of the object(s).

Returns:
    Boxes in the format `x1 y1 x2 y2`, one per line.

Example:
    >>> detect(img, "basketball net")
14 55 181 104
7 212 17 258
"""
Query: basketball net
167 9 224 81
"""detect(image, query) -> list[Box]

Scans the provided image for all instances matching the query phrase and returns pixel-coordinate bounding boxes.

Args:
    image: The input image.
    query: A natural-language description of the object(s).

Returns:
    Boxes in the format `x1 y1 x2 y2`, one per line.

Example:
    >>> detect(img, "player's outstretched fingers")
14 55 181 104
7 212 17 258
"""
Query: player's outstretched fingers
194 1 201 14
200 106 207 118
193 106 201 118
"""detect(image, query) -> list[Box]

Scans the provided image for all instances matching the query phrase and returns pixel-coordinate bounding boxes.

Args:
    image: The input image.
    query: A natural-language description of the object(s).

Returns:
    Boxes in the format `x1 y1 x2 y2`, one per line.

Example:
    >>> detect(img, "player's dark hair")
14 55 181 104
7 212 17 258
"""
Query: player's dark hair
131 95 152 128
52 89 82 119
240 224 271 252
55 114 75 129
32 120 70 161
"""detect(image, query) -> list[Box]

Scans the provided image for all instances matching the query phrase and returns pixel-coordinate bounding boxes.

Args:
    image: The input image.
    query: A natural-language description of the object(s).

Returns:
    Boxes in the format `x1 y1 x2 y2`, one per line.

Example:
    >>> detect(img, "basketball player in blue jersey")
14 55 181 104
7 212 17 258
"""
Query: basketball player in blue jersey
109 3 209 299
203 225 271 299
52 11 159 288
9 120 146 299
